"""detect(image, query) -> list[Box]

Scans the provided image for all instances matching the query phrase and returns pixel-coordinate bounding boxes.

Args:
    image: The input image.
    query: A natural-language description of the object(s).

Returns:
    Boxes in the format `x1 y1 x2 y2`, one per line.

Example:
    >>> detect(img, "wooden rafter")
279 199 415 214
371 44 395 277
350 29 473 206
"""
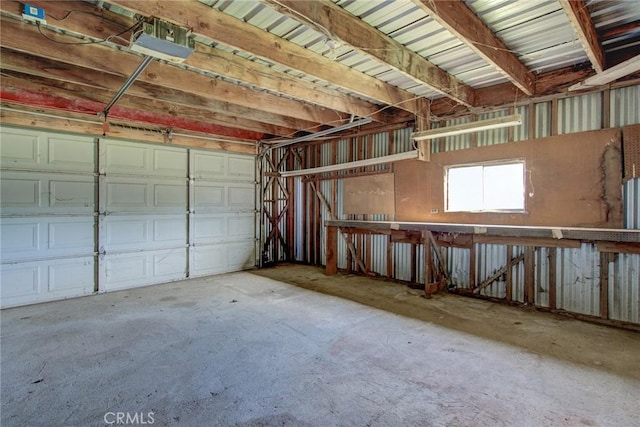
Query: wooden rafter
0 18 344 128
559 0 605 73
264 0 475 107
109 0 420 114
412 0 535 96
0 0 388 123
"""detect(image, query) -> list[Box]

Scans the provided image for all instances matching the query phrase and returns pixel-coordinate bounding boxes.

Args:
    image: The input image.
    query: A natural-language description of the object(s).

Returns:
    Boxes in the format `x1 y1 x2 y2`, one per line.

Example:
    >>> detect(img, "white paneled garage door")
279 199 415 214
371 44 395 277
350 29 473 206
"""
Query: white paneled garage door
0 128 97 307
1 127 256 308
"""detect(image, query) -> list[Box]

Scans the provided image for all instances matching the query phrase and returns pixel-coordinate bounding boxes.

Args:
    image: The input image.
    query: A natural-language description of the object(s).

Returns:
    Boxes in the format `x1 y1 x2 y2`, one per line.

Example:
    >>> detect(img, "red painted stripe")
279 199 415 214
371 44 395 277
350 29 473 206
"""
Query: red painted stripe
0 87 263 141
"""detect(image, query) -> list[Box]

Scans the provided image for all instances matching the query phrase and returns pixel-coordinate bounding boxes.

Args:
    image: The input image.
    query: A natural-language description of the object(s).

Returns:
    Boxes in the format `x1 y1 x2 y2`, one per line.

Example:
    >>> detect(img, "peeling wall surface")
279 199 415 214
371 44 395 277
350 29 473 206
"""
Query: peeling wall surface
395 128 623 228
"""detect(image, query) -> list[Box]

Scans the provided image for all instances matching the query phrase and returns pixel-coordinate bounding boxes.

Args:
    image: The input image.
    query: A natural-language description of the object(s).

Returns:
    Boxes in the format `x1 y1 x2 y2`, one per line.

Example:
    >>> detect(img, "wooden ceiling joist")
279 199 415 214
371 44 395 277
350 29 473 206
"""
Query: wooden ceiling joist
108 0 421 114
0 48 316 135
0 17 344 128
559 0 605 73
0 87 264 140
263 0 475 106
413 0 535 96
0 0 388 123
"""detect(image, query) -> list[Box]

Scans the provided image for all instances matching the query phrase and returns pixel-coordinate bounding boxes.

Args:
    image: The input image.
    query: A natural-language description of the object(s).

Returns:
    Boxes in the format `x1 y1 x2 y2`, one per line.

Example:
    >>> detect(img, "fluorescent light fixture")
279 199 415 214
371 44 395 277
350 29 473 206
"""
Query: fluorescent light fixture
280 150 419 177
270 117 373 148
412 114 522 141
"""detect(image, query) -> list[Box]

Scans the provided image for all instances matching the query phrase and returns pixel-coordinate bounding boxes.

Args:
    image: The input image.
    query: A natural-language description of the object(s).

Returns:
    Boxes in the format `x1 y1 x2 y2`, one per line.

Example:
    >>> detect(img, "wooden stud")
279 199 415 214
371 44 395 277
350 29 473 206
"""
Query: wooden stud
410 243 417 283
423 231 432 284
508 106 515 142
602 88 611 129
599 252 611 319
469 243 477 290
326 226 338 275
548 247 557 309
551 98 559 136
529 102 536 140
346 233 353 273
387 234 393 279
506 245 513 302
524 246 536 304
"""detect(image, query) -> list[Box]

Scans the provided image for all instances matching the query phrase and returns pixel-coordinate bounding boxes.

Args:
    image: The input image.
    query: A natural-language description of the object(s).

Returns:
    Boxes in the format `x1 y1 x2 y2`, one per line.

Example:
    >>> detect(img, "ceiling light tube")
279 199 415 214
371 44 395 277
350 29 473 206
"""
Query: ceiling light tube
412 114 522 141
280 150 419 177
269 117 373 148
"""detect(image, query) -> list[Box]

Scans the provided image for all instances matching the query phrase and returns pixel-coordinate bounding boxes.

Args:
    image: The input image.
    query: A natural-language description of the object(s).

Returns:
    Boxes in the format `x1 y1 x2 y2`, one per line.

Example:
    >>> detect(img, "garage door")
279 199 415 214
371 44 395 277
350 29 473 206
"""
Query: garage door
0 128 97 307
1 127 257 307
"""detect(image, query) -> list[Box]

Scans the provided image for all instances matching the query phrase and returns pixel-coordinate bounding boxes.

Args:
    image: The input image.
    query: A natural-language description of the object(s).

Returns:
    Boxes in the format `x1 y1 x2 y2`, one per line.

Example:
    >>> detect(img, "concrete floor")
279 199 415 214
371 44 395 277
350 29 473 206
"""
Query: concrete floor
1 265 639 427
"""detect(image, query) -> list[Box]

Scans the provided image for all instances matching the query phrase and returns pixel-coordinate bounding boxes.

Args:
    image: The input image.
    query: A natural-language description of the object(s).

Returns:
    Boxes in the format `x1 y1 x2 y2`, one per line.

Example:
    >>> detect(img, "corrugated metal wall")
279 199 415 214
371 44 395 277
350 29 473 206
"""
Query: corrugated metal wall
269 83 640 326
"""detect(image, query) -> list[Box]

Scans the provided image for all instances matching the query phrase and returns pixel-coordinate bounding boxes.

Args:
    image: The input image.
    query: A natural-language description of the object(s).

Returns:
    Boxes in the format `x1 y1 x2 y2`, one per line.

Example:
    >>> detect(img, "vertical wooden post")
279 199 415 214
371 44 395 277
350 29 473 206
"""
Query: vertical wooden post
529 102 536 140
602 88 611 129
386 234 393 279
599 252 611 319
346 233 352 273
326 226 338 275
551 98 559 136
469 243 477 291
423 231 432 284
524 246 536 304
315 144 322 266
287 149 295 261
506 245 513 302
470 113 478 148
410 243 417 283
508 106 515 142
548 247 557 309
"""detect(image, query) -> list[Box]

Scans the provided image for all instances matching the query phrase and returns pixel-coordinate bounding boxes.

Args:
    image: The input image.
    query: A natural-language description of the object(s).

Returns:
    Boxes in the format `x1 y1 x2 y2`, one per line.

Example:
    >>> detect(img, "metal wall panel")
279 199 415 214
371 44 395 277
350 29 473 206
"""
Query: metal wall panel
476 244 507 298
0 127 96 308
609 253 640 324
558 92 602 134
610 86 640 127
556 244 600 316
477 110 509 147
535 102 551 138
624 178 640 229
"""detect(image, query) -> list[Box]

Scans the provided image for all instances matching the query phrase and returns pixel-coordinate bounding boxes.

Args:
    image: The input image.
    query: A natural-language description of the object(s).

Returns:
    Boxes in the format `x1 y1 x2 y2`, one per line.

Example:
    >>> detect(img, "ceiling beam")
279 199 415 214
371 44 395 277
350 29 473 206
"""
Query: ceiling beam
0 71 296 137
412 0 535 96
0 17 345 127
0 87 264 140
0 106 258 154
108 0 420 114
264 0 475 106
559 0 605 73
0 48 318 134
0 0 388 122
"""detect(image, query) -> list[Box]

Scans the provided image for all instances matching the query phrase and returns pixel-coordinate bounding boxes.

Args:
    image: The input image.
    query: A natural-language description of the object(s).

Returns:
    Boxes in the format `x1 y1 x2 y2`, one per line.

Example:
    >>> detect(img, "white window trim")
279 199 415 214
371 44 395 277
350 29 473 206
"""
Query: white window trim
444 159 527 213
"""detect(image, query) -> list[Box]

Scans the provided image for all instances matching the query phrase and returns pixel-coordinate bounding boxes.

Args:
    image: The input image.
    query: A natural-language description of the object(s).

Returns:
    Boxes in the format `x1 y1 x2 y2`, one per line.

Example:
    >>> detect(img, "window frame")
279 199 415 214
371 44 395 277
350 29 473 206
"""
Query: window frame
444 159 527 213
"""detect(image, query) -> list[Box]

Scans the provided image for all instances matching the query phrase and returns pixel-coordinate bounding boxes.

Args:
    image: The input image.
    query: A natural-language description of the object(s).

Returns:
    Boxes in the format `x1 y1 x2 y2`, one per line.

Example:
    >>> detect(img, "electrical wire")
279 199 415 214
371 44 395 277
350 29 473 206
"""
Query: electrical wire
34 19 140 46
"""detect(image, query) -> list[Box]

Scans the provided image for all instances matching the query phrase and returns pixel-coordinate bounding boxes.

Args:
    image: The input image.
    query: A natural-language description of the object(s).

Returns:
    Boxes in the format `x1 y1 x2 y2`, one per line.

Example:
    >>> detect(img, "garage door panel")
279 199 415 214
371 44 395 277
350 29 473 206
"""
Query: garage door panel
193 216 226 243
228 214 255 239
228 155 255 180
105 177 186 213
0 127 95 173
193 183 254 212
190 242 255 277
103 215 186 251
0 257 95 308
191 152 226 180
193 184 225 209
1 172 94 214
228 185 255 208
105 141 186 178
1 217 94 262
101 249 186 291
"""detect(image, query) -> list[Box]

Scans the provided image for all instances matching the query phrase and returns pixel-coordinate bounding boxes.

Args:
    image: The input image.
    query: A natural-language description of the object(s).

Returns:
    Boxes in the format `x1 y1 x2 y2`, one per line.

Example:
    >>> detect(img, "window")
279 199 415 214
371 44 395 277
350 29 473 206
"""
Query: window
445 161 525 212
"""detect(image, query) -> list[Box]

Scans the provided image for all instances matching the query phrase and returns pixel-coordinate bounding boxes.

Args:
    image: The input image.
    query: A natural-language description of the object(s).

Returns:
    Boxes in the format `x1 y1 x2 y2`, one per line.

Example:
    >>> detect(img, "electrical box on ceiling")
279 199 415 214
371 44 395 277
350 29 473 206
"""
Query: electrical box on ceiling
22 3 46 23
131 19 195 63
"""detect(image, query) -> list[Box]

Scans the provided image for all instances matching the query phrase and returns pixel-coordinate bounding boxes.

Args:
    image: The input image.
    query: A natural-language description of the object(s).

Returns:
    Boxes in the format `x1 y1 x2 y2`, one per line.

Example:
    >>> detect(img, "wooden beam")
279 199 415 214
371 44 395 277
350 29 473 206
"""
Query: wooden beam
0 71 294 137
473 235 582 249
110 0 420 114
0 0 388 122
597 241 640 254
524 247 535 304
475 253 525 295
599 252 611 319
548 247 557 309
505 245 513 302
413 0 535 96
326 226 338 275
0 17 342 127
0 107 257 154
559 0 605 73
0 87 265 140
0 48 321 134
264 0 474 107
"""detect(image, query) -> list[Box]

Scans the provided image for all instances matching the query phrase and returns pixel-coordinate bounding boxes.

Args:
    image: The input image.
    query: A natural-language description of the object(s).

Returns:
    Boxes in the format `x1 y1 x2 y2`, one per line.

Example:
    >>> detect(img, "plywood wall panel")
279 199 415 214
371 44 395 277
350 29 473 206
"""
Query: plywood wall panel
394 128 623 228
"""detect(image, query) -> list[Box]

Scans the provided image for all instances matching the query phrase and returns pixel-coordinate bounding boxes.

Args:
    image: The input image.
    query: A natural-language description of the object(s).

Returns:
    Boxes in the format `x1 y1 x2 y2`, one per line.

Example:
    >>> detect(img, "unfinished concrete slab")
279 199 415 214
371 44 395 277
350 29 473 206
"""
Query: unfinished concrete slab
2 266 639 426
